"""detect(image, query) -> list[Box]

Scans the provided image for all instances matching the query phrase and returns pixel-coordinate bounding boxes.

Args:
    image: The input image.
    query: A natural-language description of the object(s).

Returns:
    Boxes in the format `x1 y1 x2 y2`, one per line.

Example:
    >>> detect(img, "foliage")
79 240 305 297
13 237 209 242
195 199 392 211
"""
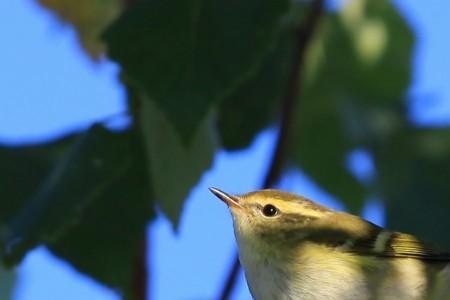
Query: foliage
294 0 414 212
37 0 123 59
103 0 290 141
0 266 15 300
2 0 449 298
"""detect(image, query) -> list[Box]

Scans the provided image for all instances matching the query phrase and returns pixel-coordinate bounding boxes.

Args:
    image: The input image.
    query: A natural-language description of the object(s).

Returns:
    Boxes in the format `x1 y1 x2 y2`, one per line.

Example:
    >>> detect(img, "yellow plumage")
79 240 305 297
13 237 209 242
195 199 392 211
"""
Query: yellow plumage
210 188 450 300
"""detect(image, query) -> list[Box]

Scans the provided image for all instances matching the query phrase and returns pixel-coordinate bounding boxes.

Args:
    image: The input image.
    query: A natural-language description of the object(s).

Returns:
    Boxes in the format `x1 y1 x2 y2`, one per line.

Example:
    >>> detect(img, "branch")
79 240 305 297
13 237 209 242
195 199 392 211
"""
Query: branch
217 1 324 299
132 238 148 300
129 119 149 300
262 0 324 189
120 1 149 298
124 80 149 300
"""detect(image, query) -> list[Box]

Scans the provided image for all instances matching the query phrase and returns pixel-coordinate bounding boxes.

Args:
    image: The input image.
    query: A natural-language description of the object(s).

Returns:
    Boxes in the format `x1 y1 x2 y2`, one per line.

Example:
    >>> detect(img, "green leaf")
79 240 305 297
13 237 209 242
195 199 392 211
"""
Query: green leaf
1 125 155 297
0 134 79 239
37 0 123 60
139 98 214 227
104 0 290 141
291 0 413 211
217 33 294 150
49 140 154 298
0 265 16 300
1 125 132 265
376 127 450 249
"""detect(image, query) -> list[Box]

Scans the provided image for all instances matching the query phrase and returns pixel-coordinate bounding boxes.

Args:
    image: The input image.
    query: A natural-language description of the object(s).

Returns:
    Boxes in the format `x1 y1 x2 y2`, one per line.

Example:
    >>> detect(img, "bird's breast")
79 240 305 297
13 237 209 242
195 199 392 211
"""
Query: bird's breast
238 241 436 300
239 247 371 300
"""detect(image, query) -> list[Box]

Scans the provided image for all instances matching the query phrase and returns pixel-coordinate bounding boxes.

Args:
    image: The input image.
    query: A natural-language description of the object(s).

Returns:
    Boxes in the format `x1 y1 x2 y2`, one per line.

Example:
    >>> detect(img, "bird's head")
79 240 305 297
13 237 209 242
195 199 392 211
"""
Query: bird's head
209 187 334 256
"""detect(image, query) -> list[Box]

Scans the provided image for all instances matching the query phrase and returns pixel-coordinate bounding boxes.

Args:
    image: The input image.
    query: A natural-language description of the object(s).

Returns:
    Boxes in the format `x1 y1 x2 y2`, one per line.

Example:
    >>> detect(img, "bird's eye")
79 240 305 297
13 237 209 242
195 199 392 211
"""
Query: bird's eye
262 204 278 217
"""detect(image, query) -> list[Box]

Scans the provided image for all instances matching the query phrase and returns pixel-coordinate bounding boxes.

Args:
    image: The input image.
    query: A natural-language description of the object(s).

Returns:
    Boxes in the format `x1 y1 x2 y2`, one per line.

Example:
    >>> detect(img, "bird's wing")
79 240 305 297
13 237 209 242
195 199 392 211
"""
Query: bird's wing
307 212 450 261
351 231 450 261
309 212 450 261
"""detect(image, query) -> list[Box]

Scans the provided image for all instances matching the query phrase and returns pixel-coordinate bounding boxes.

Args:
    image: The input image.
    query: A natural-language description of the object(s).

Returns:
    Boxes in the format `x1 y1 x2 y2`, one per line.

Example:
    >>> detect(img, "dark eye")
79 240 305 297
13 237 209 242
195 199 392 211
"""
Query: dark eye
262 204 278 217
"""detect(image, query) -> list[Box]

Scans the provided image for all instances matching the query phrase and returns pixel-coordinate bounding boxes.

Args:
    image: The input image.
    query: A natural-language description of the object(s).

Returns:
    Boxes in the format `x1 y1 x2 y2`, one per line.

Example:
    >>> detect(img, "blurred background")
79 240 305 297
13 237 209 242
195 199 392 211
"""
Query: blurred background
1 0 449 299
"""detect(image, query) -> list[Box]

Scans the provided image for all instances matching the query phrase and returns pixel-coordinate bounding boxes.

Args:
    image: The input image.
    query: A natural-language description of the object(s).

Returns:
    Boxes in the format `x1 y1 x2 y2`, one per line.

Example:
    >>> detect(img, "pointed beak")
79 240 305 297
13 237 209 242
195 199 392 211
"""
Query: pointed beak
209 187 242 209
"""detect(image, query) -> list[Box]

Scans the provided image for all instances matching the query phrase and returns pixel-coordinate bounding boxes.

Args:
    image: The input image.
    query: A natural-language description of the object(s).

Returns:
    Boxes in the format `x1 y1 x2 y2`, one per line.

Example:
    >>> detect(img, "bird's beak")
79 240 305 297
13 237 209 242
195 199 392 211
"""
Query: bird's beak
209 187 242 209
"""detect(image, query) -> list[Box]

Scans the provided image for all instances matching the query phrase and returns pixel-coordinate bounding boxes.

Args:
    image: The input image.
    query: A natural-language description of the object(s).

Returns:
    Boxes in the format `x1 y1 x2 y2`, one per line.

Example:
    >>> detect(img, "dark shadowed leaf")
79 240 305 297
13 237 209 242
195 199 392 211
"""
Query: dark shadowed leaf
103 0 289 141
376 127 450 249
37 0 122 59
1 125 132 265
0 265 15 300
217 33 294 150
291 0 413 212
49 133 154 298
139 99 214 227
1 125 155 297
0 133 79 239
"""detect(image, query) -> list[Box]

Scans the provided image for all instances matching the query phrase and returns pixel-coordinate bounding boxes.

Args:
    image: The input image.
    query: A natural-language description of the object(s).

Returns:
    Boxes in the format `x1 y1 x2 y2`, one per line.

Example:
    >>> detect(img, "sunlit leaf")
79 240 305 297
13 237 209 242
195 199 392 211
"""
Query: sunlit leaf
37 0 122 59
104 0 289 141
139 98 214 227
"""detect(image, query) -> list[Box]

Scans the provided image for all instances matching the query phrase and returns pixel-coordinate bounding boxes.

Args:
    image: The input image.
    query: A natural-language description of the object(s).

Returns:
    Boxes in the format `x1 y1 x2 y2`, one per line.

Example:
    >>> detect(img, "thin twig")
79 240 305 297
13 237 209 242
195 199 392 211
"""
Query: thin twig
120 1 149 298
217 1 324 299
132 238 148 300
129 98 149 300
263 0 324 189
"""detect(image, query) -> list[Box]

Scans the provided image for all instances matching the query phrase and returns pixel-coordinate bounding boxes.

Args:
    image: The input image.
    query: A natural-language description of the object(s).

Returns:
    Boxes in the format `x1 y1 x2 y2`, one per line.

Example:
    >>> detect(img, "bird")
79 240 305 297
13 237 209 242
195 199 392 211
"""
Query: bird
209 187 450 300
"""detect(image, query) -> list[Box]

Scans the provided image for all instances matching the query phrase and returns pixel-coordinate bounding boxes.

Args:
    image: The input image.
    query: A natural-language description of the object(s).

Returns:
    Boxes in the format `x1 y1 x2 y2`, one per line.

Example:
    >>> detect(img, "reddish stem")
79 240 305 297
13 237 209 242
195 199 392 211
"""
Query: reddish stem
132 238 148 300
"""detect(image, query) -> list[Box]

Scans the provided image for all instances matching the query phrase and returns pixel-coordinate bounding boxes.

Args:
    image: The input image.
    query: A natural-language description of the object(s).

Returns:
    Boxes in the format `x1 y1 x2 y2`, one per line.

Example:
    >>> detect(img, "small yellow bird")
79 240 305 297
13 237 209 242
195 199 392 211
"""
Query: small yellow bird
210 188 450 300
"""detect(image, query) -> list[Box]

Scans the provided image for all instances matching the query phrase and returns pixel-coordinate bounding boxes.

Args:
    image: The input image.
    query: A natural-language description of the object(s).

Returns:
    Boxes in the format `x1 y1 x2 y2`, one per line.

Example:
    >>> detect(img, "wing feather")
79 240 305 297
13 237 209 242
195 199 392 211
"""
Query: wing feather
308 212 450 261
350 231 450 261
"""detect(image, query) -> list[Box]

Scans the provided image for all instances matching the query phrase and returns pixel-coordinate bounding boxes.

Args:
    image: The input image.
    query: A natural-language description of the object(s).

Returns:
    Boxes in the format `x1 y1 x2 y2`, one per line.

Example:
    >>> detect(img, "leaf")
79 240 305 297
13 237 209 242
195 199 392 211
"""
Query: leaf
139 98 214 227
0 265 16 300
376 127 450 249
103 0 290 141
291 0 413 211
1 125 155 297
0 133 79 234
49 137 154 298
37 0 122 59
217 33 294 150
1 125 132 265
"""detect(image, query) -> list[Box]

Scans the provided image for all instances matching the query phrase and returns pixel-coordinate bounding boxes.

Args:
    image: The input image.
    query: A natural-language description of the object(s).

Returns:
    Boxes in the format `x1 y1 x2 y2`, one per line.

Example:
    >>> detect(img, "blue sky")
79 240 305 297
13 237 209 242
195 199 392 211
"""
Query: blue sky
1 0 449 299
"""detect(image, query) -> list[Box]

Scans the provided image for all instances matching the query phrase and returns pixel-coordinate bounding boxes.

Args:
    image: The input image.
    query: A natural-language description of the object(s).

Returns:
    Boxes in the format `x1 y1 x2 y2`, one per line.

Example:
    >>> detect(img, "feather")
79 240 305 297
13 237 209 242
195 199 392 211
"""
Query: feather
353 231 450 261
307 212 450 261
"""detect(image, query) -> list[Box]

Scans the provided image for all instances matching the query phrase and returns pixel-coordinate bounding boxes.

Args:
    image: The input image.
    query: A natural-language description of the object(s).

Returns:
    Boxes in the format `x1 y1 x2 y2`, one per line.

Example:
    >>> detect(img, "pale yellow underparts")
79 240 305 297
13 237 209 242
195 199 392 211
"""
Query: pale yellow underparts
226 189 450 300
237 237 450 300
